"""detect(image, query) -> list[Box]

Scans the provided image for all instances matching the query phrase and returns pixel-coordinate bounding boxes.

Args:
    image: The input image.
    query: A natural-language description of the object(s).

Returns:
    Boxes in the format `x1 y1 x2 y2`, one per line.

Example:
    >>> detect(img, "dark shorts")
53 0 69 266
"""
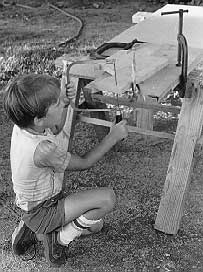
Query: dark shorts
22 192 65 234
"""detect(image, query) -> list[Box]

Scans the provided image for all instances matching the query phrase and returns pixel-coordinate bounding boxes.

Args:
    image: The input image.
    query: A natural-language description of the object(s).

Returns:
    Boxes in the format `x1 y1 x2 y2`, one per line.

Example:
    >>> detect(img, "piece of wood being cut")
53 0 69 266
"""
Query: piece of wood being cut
90 49 168 94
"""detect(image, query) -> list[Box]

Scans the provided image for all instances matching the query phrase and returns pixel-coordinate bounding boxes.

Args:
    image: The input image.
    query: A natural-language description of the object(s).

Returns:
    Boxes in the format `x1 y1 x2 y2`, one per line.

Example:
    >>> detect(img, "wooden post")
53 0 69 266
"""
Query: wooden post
134 96 158 141
136 107 153 130
154 81 203 234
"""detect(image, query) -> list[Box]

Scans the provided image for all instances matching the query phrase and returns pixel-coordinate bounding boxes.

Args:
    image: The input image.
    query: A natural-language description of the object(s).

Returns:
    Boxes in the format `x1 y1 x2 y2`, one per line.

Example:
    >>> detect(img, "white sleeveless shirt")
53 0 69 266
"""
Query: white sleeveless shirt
10 125 71 211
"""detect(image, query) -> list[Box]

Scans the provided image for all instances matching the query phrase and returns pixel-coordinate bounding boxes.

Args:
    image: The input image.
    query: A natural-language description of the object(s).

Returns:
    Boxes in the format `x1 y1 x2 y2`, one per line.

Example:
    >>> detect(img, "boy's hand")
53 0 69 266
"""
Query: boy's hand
61 81 76 108
110 119 128 141
66 81 76 100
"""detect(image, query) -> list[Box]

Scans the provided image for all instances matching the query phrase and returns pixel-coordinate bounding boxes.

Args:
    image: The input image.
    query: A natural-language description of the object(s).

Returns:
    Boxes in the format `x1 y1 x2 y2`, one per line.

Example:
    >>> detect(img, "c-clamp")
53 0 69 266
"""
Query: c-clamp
161 9 189 98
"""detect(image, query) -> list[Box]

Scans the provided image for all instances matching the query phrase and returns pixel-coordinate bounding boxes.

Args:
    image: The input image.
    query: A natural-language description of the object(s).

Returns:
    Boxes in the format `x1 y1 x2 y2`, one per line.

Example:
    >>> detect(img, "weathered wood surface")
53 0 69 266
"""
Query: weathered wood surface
135 96 156 133
55 44 202 102
55 43 169 91
90 50 168 95
140 48 203 101
91 93 181 114
55 4 203 101
154 80 203 234
55 56 106 80
78 115 174 140
87 43 203 99
110 4 203 50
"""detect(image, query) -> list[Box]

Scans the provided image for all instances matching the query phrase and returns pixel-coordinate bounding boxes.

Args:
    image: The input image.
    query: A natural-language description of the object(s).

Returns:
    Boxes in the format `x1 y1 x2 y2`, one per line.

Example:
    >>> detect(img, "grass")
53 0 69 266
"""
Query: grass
1 1 203 271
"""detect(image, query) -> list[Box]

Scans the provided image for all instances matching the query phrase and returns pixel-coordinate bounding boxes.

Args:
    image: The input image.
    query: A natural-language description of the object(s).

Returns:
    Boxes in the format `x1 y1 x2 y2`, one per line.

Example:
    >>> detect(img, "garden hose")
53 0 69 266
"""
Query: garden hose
2 0 84 48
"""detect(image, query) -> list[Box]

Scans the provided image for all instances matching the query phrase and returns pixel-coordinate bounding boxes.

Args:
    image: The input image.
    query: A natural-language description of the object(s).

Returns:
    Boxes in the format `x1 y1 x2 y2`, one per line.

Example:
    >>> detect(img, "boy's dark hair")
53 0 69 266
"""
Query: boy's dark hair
3 74 61 128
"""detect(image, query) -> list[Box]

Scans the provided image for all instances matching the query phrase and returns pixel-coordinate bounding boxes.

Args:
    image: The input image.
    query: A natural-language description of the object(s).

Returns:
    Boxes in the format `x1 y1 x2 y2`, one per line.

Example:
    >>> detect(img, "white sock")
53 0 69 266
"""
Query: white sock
58 215 102 246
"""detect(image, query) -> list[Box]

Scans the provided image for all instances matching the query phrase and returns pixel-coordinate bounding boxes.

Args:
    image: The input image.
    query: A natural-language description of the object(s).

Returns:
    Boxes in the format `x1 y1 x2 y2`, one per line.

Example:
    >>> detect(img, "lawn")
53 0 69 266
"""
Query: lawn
1 1 203 271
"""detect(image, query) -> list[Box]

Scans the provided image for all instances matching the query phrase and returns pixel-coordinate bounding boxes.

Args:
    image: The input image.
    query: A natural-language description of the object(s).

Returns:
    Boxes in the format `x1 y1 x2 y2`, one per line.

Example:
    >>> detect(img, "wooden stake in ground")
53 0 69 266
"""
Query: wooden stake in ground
154 80 203 234
135 96 157 133
130 48 156 136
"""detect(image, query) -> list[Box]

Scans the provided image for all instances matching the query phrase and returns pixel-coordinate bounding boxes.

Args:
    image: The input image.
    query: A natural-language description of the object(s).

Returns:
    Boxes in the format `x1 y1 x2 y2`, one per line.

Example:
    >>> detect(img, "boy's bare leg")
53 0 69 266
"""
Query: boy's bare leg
64 187 116 223
58 187 116 246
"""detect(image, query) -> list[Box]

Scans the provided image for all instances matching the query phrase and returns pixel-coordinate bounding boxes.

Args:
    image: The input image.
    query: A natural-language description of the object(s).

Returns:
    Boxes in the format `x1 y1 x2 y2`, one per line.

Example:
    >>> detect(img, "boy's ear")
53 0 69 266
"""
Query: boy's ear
33 116 45 127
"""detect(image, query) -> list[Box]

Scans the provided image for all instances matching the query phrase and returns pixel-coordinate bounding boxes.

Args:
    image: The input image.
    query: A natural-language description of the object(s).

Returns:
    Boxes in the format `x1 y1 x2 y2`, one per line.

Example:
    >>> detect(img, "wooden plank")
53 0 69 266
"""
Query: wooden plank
109 4 203 50
108 24 137 44
140 49 203 101
90 94 181 114
133 5 203 50
154 80 203 234
135 96 156 132
55 43 202 100
78 115 174 140
90 52 168 95
55 56 106 80
140 64 181 100
88 43 203 99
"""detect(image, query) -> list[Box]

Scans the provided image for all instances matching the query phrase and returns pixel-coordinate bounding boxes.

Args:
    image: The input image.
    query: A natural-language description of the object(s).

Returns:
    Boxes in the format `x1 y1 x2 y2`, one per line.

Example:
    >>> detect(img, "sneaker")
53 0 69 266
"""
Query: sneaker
81 219 104 236
37 231 66 267
12 220 37 256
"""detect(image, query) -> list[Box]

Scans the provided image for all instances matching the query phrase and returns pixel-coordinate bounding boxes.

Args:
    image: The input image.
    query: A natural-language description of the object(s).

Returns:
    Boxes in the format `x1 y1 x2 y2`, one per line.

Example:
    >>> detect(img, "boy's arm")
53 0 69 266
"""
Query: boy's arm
67 120 128 171
34 120 128 172
53 81 76 135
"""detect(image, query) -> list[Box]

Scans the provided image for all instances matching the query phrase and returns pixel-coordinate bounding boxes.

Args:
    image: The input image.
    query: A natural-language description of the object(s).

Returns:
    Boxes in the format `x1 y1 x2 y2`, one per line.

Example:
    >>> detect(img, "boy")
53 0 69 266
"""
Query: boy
3 73 128 267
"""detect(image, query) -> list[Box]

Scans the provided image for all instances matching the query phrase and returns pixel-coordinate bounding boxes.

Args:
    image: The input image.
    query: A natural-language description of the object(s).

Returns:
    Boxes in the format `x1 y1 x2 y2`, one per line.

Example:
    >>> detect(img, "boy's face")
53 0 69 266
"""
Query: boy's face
40 87 66 130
